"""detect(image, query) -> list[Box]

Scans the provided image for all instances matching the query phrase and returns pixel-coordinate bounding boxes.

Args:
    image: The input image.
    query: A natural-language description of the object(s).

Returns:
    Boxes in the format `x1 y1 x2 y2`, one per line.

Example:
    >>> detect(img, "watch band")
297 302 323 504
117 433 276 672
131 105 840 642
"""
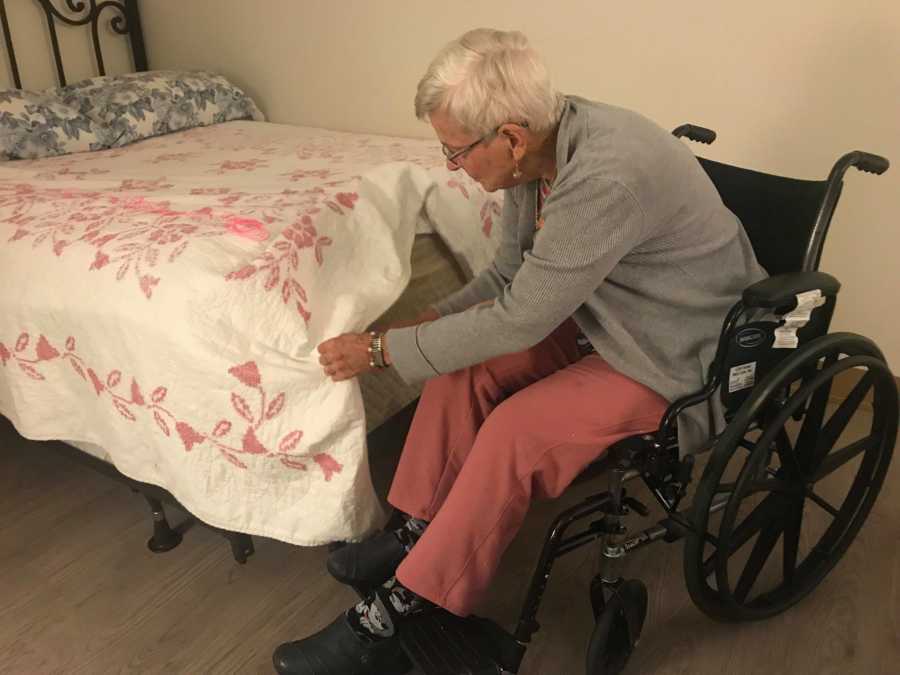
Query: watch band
368 331 389 369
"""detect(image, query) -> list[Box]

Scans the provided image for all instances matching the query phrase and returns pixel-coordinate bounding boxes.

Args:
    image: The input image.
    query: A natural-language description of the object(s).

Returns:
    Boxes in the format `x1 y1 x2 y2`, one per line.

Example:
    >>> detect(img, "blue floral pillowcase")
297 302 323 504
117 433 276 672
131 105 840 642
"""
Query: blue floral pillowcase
60 70 264 148
0 70 264 161
0 89 106 160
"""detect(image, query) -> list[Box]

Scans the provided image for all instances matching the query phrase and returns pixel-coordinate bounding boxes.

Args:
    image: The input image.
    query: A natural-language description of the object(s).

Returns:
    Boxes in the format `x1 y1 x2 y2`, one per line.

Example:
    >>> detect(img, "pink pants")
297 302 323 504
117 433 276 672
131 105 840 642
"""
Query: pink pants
388 320 668 616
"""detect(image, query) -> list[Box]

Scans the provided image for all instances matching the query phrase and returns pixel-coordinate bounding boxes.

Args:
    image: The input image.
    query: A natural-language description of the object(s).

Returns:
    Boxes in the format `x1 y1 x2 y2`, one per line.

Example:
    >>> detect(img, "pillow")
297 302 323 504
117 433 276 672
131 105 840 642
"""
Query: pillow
60 70 265 148
0 89 104 160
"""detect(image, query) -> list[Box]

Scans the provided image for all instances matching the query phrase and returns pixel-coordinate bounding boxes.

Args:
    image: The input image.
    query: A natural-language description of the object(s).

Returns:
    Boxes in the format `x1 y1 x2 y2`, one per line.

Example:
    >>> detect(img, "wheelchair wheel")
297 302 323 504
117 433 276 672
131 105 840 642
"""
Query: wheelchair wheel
585 579 648 675
684 332 897 622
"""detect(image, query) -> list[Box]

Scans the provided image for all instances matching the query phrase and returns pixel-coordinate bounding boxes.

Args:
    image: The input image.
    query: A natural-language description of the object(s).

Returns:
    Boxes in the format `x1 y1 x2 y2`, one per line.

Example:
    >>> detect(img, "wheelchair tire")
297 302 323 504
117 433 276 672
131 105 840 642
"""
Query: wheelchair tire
684 332 897 622
585 579 647 675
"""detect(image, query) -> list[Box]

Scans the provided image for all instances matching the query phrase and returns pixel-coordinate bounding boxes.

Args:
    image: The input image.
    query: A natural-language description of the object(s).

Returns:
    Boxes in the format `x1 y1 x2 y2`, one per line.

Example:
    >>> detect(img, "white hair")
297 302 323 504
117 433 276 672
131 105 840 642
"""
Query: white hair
415 28 565 136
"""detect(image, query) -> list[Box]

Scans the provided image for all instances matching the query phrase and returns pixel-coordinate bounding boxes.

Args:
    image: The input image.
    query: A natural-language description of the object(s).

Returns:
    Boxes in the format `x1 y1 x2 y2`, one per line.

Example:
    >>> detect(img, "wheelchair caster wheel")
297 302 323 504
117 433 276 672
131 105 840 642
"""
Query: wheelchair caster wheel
585 578 647 675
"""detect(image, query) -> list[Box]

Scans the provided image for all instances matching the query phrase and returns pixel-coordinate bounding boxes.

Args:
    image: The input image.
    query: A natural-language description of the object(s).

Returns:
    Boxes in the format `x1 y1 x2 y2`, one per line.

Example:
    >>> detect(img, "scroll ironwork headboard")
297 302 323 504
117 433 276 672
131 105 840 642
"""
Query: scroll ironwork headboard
0 0 147 88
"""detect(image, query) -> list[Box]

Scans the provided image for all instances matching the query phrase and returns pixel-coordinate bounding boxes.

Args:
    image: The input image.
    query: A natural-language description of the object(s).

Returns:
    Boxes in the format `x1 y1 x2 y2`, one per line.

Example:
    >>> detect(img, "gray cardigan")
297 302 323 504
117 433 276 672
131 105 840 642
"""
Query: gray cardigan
388 97 766 452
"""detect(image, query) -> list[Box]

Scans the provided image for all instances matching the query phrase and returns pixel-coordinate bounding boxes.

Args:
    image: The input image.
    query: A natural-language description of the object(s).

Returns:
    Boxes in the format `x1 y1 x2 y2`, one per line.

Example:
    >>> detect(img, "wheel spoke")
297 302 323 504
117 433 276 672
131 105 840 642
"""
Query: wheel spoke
775 428 804 479
805 489 840 518
716 475 800 498
704 493 795 582
782 500 804 584
703 494 779 583
755 477 800 495
721 493 780 558
702 551 717 579
808 372 873 471
811 434 876 483
794 354 839 456
735 520 784 603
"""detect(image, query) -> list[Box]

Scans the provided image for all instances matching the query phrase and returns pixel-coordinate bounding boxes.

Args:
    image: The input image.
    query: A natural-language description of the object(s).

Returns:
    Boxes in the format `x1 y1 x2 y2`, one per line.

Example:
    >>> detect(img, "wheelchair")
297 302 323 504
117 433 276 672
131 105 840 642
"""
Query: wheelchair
389 125 897 675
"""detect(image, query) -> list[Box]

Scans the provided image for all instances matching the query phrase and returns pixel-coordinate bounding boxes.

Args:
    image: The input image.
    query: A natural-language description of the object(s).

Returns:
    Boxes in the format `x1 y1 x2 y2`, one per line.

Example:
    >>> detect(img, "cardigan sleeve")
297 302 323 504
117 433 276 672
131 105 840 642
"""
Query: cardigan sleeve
431 186 524 316
388 176 648 384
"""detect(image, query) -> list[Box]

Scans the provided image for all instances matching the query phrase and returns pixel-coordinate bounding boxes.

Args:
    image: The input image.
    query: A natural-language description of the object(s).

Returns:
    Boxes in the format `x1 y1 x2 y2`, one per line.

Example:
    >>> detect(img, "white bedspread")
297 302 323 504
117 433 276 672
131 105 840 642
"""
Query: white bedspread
0 121 501 545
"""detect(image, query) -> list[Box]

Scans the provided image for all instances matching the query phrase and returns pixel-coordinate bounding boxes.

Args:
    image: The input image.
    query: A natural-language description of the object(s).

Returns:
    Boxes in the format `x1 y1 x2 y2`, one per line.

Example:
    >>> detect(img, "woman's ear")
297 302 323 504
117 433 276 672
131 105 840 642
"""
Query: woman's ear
503 126 526 161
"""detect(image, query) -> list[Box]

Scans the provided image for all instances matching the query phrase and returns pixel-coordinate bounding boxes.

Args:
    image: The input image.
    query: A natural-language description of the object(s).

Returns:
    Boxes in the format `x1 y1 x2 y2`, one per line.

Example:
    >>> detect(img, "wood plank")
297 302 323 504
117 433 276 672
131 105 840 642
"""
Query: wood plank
0 404 896 674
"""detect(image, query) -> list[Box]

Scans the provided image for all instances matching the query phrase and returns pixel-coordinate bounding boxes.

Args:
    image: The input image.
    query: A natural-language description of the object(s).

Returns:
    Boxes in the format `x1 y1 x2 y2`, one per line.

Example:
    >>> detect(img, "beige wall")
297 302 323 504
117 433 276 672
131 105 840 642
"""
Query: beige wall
10 0 900 364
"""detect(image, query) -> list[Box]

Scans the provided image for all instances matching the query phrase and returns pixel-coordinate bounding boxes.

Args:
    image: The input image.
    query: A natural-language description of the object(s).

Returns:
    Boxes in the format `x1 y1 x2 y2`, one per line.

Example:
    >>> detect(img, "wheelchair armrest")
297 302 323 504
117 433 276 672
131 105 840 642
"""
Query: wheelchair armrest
743 271 840 311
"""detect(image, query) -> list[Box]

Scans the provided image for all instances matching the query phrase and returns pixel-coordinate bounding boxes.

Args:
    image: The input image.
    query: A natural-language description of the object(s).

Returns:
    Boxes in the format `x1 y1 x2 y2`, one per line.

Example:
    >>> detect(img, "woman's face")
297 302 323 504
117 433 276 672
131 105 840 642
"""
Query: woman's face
429 109 516 192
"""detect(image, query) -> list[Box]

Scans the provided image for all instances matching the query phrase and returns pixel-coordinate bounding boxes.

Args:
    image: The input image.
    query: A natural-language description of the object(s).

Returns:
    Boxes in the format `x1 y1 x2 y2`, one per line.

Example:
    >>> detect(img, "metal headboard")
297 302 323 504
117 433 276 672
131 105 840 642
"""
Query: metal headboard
0 0 147 88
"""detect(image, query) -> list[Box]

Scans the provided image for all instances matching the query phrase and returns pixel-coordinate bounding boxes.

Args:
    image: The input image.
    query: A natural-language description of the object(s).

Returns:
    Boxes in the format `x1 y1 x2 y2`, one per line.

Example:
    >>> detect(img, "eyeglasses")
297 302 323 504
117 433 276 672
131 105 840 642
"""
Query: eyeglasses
441 129 497 168
440 122 528 168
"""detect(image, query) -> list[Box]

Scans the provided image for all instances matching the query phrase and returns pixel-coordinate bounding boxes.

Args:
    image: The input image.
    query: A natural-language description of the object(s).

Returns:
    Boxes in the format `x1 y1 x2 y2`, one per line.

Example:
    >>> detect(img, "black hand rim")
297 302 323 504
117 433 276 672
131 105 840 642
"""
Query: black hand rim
685 332 897 621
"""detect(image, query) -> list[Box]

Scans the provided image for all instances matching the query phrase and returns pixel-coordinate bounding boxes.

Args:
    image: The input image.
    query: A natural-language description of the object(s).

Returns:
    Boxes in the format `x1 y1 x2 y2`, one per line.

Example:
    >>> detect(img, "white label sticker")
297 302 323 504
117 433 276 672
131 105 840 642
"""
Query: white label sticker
777 289 826 340
728 362 757 393
774 326 799 349
783 311 811 328
795 289 826 310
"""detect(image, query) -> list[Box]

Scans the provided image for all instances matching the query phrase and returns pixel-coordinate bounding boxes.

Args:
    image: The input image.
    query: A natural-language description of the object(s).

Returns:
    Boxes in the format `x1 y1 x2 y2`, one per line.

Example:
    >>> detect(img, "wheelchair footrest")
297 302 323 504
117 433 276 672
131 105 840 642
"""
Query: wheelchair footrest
400 608 525 675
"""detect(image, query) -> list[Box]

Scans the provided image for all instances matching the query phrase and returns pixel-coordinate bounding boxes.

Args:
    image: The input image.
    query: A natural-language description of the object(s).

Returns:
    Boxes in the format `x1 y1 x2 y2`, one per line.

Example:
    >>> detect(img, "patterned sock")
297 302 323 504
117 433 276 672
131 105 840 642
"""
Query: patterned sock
347 593 393 640
392 516 428 552
383 576 426 615
346 576 427 640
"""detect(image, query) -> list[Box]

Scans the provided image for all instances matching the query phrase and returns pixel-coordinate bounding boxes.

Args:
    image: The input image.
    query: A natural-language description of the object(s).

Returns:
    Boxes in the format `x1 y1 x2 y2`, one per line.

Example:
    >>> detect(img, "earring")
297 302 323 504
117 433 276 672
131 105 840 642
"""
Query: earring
512 160 522 179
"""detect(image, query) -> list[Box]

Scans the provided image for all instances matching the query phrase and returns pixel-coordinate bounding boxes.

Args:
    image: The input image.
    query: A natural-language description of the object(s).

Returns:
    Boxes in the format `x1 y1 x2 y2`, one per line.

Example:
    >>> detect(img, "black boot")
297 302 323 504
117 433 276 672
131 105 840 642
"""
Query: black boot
326 530 408 588
272 592 411 675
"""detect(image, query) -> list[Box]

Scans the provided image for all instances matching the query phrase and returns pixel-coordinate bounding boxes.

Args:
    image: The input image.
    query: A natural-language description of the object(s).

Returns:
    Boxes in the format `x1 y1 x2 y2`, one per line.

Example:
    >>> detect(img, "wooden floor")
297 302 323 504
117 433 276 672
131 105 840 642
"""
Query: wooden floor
0 406 897 675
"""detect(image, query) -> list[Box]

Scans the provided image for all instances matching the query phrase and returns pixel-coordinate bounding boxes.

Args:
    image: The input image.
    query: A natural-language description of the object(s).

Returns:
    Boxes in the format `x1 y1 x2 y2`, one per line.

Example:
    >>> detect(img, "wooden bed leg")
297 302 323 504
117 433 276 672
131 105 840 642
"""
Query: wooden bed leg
143 495 183 553
228 532 254 564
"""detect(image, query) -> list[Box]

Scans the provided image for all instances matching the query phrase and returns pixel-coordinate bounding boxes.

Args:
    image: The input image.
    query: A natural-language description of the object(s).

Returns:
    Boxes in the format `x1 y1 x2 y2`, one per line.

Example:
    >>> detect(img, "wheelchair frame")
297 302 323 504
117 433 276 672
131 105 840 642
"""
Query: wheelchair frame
398 126 897 675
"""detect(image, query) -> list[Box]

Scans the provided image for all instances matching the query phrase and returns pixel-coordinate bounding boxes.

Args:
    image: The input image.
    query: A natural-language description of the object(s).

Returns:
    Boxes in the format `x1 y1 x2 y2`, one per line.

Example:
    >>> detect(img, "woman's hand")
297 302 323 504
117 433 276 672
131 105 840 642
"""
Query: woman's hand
317 307 441 382
317 332 373 382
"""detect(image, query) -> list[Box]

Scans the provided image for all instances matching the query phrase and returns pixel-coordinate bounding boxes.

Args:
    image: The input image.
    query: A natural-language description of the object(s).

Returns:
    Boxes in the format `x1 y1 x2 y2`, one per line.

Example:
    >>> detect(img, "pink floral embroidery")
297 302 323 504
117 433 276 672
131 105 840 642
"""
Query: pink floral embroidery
0 331 343 479
190 187 232 196
225 216 269 241
3 125 487 329
1 187 272 299
480 199 502 237
120 178 174 191
447 179 470 199
32 167 111 181
314 453 344 482
282 168 334 182
150 152 199 164
335 192 359 210
225 212 332 323
212 159 269 174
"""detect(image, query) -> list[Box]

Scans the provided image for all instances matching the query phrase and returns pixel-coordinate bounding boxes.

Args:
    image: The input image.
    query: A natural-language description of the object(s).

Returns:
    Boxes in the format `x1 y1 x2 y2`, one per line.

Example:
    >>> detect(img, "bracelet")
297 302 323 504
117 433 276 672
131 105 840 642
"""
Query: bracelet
368 331 389 369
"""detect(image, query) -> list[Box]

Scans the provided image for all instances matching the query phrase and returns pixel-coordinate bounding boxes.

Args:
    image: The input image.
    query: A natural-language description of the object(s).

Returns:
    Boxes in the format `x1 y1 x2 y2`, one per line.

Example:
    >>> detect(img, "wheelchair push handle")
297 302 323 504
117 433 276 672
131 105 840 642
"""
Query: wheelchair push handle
671 124 717 145
846 151 890 175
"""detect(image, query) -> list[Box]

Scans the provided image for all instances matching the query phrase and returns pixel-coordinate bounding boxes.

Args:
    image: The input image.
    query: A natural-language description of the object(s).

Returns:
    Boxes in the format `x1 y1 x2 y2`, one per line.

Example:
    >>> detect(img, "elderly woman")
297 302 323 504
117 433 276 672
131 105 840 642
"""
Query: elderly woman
274 28 765 675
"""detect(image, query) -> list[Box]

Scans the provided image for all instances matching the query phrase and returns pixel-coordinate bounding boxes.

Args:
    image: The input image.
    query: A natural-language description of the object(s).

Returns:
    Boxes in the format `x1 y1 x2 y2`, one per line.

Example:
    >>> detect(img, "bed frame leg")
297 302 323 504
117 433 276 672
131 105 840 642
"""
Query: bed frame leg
142 494 183 553
227 532 255 564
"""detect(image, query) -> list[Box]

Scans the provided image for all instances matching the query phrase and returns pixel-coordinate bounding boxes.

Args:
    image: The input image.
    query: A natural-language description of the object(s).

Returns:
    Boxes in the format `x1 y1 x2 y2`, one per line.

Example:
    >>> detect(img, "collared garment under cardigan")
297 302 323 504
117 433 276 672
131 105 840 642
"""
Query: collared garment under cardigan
388 96 767 452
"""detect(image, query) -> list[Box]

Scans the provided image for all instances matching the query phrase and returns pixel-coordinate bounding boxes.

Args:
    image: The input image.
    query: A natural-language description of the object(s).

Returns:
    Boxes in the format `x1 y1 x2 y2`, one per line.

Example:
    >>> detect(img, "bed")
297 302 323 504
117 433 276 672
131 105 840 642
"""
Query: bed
0 0 501 549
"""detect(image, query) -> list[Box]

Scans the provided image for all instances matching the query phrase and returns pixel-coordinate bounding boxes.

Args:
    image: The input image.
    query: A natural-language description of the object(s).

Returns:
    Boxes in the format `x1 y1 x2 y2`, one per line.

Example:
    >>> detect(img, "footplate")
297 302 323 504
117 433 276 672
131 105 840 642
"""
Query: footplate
400 609 525 675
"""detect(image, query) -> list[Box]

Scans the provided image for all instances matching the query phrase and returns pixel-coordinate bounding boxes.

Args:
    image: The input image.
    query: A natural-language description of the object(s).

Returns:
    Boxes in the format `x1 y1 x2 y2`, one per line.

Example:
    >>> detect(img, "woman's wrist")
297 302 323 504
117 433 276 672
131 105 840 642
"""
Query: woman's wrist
367 331 390 369
379 306 442 367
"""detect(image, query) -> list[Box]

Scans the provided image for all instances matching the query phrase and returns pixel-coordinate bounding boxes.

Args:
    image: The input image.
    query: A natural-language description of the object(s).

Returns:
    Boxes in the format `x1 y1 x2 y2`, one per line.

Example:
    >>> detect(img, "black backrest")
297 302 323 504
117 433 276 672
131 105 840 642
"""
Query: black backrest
697 158 837 275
